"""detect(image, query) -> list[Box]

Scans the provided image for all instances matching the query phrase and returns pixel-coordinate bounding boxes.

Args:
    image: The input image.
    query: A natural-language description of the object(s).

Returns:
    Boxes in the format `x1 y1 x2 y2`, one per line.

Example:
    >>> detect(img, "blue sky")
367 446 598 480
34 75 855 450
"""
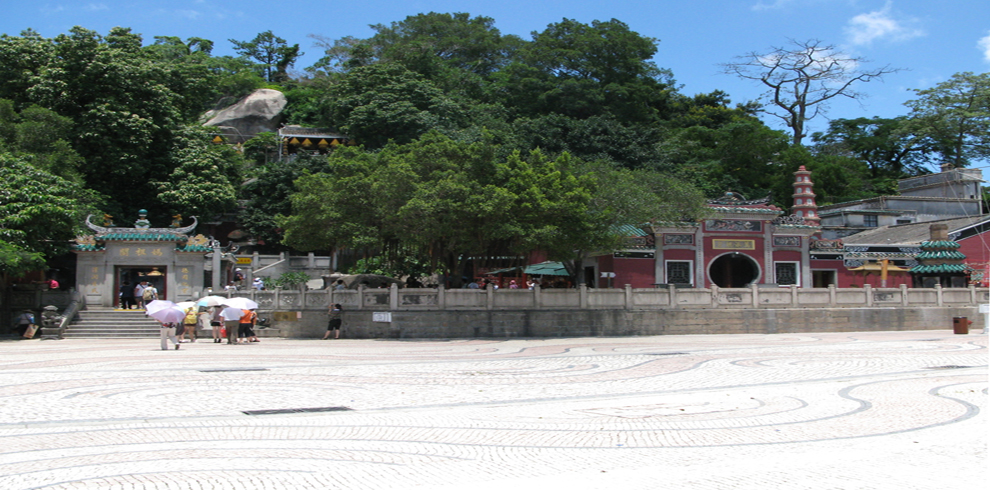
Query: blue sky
3 0 988 144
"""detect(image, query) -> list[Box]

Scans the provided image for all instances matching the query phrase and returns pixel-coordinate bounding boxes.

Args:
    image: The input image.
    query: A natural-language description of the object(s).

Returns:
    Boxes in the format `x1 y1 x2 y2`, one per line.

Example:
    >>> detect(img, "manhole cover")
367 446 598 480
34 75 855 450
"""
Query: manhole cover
199 368 270 372
243 406 353 416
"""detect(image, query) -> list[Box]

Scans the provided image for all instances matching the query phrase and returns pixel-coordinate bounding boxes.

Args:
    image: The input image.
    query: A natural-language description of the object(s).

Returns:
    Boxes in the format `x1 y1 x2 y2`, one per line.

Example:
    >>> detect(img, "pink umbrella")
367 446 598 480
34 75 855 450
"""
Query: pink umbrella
145 300 178 315
147 306 187 324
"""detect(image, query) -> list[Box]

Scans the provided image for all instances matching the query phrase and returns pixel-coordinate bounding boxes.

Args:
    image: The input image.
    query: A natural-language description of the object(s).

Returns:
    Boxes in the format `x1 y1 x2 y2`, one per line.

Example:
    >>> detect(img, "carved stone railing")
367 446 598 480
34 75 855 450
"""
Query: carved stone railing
218 284 988 312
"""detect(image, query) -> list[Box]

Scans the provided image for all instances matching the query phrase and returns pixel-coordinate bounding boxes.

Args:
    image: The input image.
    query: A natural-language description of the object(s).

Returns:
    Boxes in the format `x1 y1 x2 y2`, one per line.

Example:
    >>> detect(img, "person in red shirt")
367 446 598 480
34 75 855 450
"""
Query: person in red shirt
238 309 260 343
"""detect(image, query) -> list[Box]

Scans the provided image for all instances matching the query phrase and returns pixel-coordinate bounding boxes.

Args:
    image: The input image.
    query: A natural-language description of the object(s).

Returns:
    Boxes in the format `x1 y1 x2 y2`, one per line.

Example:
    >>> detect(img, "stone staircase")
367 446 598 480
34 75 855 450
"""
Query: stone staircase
63 308 163 338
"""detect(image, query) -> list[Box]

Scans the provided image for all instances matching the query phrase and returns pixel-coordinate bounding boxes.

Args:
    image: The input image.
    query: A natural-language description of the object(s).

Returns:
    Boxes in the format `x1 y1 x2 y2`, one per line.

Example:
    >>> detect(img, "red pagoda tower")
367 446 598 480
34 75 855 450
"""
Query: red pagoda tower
792 165 820 226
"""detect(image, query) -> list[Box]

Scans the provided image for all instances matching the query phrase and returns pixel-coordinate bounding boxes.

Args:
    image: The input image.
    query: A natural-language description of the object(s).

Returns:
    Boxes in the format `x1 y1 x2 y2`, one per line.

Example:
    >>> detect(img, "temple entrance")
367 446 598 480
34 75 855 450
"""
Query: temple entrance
114 266 167 306
709 253 759 287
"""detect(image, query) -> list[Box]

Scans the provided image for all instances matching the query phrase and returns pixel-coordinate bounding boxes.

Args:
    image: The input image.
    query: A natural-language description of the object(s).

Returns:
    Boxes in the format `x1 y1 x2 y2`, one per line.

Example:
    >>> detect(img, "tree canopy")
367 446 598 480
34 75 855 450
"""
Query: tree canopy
0 15 984 280
279 131 708 283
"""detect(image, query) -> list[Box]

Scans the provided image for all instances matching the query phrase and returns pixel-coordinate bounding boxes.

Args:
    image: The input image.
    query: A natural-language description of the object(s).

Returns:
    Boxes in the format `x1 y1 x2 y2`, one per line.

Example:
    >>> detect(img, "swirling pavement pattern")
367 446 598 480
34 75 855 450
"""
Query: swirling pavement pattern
0 331 985 489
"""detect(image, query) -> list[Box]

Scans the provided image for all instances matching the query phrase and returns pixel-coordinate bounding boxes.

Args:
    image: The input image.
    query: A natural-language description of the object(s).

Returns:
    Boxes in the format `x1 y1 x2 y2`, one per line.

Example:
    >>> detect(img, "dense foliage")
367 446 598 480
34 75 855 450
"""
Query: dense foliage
0 14 986 279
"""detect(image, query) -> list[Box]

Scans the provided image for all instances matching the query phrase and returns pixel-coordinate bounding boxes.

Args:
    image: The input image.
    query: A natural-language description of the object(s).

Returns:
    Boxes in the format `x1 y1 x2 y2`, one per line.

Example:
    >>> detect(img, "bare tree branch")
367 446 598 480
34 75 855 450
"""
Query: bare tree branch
721 39 900 146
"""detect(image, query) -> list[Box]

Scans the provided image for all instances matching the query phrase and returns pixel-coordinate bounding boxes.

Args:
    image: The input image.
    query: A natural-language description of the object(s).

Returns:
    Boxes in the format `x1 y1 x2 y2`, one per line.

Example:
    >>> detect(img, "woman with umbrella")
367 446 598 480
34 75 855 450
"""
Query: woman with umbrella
146 301 185 351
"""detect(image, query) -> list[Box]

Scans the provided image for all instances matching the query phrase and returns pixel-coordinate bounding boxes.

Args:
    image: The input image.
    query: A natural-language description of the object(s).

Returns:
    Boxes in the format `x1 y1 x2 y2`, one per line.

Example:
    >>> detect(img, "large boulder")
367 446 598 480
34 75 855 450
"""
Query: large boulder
204 89 287 143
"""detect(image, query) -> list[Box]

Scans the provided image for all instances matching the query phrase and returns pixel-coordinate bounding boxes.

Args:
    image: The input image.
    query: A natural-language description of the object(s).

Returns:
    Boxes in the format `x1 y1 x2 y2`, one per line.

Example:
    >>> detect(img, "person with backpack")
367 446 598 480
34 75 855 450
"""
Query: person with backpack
179 306 198 342
142 283 158 305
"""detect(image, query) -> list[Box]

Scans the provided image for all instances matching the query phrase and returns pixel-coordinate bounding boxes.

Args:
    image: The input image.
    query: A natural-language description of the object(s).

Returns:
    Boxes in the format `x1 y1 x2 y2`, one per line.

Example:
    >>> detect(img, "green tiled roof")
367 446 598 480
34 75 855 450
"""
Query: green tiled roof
915 250 967 260
177 244 212 252
919 240 961 249
614 224 649 237
708 206 782 215
99 232 186 242
910 264 970 274
74 244 105 252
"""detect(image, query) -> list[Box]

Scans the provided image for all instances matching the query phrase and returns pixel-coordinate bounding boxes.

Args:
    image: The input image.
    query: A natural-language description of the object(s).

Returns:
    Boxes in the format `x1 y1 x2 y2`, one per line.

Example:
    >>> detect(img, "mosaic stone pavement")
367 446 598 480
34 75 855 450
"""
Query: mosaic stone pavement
0 330 986 489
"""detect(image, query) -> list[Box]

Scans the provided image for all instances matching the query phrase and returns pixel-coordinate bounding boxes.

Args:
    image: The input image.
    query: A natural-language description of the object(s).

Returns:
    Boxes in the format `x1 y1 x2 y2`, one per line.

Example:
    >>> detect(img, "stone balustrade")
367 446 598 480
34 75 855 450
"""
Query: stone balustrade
221 284 988 313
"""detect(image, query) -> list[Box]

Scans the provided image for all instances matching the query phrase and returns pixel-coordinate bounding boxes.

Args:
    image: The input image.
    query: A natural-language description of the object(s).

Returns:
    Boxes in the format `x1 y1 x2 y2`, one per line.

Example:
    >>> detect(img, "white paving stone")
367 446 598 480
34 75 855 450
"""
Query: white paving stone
0 330 985 489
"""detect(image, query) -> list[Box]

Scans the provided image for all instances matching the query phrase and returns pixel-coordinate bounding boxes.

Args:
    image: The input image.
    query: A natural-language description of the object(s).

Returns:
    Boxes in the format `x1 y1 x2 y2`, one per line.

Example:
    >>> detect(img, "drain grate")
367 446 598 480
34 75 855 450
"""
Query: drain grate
925 365 974 370
198 368 270 372
243 406 353 416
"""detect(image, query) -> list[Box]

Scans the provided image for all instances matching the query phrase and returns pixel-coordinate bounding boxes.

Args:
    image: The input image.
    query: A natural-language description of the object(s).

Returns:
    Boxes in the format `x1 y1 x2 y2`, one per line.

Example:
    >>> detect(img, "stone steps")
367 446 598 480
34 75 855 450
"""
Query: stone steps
63 308 163 338
63 308 282 338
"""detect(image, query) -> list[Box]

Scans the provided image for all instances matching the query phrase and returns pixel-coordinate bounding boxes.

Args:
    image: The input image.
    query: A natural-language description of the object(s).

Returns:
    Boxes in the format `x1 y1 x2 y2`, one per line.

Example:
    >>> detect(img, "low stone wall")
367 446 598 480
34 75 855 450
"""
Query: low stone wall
272 306 984 339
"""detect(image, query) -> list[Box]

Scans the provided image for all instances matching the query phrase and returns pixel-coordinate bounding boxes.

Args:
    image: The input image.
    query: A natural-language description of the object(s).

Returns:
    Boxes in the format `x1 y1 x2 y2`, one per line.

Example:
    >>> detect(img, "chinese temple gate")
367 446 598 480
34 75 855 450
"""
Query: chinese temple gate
73 212 212 307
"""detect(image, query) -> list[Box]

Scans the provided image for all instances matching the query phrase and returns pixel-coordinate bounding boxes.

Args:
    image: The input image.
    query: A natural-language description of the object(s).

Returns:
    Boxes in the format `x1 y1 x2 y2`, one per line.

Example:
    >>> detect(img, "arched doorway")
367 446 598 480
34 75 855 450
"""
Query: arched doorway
709 253 760 287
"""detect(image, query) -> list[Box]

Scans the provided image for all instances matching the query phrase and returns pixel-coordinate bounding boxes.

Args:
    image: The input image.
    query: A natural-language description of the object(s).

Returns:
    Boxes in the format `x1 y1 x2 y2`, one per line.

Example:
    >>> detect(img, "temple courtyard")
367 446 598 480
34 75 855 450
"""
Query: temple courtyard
0 330 986 489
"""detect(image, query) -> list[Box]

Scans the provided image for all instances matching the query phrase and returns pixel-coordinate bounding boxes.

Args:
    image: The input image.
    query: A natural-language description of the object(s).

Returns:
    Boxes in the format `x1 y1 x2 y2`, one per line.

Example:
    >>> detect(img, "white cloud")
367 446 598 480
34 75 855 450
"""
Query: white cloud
979 32 990 63
85 3 108 11
176 10 202 20
845 1 924 46
751 0 793 11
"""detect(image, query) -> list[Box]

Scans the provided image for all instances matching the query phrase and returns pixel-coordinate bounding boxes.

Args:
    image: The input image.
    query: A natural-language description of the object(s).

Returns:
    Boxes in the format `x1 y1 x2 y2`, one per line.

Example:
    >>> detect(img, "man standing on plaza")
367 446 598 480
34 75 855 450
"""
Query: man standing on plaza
220 307 241 345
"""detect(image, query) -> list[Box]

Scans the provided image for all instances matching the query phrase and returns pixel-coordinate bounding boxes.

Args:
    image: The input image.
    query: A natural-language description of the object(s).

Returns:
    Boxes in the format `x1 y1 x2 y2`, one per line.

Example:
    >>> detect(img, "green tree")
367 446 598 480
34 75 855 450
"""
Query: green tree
0 154 98 262
25 26 214 221
0 239 44 282
229 31 301 83
811 116 928 178
0 29 54 107
238 153 331 251
241 131 280 165
358 12 521 77
902 71 990 168
319 63 464 148
661 118 792 200
497 18 674 124
0 100 85 182
280 131 707 286
156 126 241 220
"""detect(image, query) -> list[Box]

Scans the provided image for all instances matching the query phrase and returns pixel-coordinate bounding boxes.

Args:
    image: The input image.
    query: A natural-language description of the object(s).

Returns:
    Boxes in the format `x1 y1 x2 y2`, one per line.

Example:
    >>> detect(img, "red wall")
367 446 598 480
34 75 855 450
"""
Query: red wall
613 258 655 288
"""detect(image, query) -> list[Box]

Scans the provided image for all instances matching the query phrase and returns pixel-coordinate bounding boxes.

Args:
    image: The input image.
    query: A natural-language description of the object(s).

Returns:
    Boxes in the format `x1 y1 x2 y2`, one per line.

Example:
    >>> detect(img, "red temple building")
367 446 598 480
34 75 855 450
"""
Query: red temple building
595 166 990 289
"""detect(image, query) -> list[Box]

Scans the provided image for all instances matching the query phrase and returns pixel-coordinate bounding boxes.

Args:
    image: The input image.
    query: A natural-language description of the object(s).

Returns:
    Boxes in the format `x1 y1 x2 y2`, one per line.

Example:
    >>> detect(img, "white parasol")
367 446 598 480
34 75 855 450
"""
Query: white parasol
196 295 226 307
220 307 244 321
220 297 258 310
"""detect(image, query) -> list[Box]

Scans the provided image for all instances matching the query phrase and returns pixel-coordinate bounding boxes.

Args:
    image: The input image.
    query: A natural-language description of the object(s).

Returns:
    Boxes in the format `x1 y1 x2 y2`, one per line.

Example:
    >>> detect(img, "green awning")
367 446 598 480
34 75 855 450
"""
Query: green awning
523 261 570 276
487 266 522 275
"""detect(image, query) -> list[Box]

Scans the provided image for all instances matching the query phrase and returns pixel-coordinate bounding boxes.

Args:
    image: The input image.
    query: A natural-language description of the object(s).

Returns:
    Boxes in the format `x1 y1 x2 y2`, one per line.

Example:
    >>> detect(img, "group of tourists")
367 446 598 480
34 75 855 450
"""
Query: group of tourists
159 305 260 350
120 280 158 310
465 277 545 290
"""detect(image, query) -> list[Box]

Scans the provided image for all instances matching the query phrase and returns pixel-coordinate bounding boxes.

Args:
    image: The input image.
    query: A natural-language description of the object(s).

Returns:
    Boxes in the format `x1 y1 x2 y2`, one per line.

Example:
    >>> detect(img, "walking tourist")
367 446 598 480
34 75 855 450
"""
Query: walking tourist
134 281 147 309
160 322 180 350
120 281 136 309
200 307 217 343
179 306 198 342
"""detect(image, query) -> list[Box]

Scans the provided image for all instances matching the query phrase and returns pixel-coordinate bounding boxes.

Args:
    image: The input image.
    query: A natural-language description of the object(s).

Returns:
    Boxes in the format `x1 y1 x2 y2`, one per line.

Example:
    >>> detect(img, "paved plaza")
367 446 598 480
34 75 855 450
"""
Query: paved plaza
0 330 986 489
